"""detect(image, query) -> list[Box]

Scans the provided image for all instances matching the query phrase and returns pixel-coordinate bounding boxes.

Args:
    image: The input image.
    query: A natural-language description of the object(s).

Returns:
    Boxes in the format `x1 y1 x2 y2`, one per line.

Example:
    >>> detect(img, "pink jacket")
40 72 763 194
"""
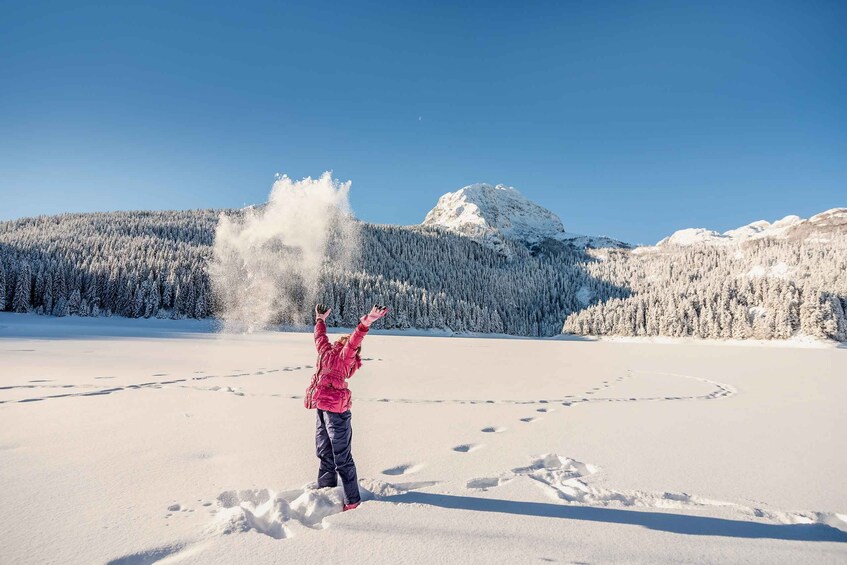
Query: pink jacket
304 319 368 413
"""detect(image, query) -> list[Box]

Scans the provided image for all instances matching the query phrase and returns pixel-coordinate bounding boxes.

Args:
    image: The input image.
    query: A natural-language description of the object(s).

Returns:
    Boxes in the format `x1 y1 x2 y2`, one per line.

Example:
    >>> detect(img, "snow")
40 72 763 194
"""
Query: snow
656 227 730 247
809 207 847 226
593 333 834 348
748 306 769 319
422 183 567 245
724 215 802 241
653 210 846 247
655 215 804 247
575 285 595 306
745 262 791 280
1 313 846 564
747 265 767 278
422 183 628 251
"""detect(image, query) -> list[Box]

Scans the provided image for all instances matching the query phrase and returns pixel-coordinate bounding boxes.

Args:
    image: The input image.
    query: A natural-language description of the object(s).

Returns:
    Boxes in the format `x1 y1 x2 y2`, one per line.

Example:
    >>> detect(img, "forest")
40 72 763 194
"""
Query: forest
1 210 844 341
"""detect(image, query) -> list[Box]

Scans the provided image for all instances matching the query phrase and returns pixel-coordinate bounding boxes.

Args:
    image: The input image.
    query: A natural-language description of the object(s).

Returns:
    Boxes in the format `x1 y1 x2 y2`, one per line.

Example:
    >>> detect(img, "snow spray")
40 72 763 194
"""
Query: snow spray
210 172 360 332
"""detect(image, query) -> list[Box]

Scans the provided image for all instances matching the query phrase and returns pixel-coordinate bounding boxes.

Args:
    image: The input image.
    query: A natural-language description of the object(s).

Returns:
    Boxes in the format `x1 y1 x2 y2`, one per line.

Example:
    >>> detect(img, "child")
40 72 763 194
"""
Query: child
304 303 388 511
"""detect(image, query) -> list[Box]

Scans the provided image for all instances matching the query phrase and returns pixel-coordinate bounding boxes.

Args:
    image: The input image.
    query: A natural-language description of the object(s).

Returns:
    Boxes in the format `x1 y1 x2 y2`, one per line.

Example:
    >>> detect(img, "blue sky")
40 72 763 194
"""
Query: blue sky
1 1 844 244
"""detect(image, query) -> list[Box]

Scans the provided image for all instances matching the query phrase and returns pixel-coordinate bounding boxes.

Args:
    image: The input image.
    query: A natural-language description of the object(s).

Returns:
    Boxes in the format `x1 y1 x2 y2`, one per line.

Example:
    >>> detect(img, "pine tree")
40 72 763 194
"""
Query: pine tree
53 267 68 305
33 264 45 309
68 289 82 315
194 291 207 319
43 273 54 315
12 262 32 313
0 263 6 311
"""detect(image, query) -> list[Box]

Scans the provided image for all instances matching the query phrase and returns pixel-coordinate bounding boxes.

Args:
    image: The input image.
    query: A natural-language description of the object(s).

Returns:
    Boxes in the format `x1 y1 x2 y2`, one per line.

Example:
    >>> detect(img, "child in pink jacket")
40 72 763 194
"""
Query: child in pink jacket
304 303 388 510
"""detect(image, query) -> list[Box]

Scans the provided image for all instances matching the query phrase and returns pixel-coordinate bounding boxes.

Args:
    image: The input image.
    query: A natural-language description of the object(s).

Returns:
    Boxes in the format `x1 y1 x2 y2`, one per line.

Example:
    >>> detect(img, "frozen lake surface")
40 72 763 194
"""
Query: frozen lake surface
1 313 845 564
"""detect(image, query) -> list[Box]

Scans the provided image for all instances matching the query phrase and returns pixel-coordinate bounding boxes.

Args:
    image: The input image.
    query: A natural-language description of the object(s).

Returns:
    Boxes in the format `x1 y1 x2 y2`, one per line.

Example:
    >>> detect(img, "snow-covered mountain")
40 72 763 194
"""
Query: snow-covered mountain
655 208 846 247
422 183 628 252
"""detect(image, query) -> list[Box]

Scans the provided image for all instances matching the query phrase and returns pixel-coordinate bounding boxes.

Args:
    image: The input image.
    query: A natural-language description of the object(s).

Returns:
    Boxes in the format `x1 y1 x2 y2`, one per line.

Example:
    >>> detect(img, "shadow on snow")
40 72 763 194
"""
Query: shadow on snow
386 492 847 543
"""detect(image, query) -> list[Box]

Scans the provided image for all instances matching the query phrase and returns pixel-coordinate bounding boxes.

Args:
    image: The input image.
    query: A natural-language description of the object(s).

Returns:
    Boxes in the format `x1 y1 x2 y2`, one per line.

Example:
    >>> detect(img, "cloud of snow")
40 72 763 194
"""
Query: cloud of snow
210 172 360 332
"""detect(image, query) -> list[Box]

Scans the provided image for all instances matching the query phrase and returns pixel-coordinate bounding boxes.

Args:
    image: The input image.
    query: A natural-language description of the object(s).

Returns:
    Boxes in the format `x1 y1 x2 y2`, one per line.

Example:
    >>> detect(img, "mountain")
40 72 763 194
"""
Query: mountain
422 183 628 253
655 208 846 247
0 197 844 342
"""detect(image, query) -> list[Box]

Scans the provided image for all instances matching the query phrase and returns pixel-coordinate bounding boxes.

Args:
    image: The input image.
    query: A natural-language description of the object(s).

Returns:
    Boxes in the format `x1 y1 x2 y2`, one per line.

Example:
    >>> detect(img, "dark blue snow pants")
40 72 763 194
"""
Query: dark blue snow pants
315 409 360 505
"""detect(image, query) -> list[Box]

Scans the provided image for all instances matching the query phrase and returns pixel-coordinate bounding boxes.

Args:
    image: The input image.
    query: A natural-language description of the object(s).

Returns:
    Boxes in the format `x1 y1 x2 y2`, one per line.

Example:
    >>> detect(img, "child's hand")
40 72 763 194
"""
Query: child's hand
360 305 388 327
315 303 331 322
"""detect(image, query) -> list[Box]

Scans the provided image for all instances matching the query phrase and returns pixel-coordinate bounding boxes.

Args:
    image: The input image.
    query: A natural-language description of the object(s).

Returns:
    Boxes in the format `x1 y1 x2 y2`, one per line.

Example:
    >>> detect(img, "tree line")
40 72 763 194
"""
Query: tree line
0 210 626 336
1 210 844 341
563 238 847 341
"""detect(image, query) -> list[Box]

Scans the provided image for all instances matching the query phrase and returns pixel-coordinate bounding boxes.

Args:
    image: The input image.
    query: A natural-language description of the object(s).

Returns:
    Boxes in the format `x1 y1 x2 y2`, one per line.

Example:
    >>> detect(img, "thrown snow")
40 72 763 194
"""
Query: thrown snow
1 313 845 564
210 172 360 331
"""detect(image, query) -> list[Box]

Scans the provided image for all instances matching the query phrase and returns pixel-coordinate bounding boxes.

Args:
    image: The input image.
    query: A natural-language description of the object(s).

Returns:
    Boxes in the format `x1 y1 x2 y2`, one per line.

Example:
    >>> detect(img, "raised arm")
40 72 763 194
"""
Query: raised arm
314 304 332 356
342 305 388 358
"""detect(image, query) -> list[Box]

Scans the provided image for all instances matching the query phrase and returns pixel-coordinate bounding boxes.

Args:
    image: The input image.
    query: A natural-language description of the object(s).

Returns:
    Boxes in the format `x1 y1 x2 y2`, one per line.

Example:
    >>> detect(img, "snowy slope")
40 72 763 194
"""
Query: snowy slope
655 208 845 247
422 183 628 251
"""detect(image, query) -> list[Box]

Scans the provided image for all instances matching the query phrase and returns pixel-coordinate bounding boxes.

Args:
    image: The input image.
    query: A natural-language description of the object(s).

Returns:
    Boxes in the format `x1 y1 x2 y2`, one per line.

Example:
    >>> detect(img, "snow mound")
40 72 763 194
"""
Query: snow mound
211 483 378 538
208 479 430 540
468 454 847 534
422 183 627 252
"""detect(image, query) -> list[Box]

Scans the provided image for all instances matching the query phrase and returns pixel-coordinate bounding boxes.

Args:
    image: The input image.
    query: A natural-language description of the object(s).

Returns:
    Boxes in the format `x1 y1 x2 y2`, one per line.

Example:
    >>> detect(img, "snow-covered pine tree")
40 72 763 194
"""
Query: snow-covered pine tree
0 209 844 340
12 261 32 313
0 262 6 311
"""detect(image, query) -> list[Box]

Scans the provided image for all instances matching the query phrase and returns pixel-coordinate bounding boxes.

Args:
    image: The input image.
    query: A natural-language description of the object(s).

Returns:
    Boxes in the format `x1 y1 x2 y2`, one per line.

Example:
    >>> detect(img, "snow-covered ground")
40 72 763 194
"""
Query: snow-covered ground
1 313 845 564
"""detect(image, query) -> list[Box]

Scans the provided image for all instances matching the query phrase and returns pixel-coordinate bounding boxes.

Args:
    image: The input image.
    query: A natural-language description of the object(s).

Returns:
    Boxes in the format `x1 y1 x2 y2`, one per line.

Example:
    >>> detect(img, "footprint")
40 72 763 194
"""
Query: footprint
536 408 555 413
453 443 483 453
466 476 512 489
209 386 245 396
481 426 507 433
168 503 181 512
519 417 537 423
382 463 423 476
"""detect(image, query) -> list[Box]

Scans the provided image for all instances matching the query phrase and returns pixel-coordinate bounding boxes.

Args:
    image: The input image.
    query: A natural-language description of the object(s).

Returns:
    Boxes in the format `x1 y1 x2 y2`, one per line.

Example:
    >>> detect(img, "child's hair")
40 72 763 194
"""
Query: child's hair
334 335 362 357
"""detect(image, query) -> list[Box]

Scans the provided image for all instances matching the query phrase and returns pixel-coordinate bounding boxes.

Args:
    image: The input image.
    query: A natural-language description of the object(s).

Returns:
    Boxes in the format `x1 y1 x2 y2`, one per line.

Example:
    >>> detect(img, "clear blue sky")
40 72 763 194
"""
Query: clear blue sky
1 1 844 244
